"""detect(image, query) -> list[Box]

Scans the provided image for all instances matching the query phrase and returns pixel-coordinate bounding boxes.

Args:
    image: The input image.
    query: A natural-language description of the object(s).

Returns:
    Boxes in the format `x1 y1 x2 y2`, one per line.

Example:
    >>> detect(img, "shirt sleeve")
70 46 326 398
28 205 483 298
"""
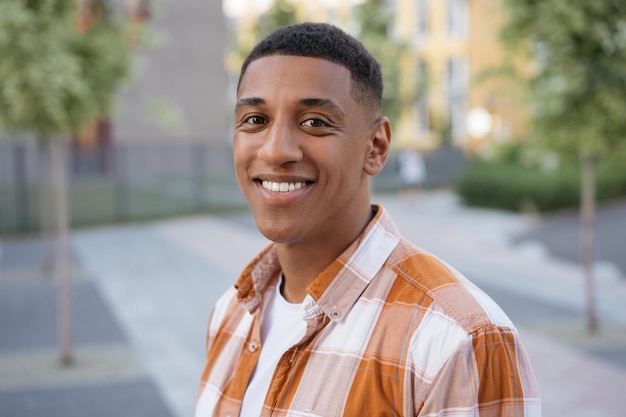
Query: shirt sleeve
420 324 542 416
196 287 240 400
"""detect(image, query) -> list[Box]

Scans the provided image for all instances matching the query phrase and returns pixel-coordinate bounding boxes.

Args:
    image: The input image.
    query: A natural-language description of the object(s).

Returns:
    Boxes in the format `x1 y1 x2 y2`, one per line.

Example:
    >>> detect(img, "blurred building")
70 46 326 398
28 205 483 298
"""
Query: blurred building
392 0 528 152
70 0 230 175
114 0 229 144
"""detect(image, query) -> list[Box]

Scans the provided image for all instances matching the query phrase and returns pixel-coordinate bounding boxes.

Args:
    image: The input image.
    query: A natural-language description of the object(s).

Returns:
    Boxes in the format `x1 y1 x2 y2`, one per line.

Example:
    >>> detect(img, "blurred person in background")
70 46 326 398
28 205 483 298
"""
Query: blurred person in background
398 146 426 202
195 22 540 417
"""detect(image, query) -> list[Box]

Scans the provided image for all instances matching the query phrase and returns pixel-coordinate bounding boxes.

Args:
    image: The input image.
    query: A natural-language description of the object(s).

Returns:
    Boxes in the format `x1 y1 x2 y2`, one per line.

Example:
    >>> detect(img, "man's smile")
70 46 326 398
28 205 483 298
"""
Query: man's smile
261 180 307 193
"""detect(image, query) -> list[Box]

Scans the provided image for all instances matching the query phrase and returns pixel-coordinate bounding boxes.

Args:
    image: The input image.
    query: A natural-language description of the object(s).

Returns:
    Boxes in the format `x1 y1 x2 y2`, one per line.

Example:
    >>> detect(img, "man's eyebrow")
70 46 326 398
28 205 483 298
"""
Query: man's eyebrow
235 97 266 111
298 98 345 118
235 97 346 119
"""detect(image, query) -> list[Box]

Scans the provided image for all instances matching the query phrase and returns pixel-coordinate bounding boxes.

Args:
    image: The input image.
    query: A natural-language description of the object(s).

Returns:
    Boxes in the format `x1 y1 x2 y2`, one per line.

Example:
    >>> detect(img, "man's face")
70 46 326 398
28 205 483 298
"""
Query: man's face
234 55 387 246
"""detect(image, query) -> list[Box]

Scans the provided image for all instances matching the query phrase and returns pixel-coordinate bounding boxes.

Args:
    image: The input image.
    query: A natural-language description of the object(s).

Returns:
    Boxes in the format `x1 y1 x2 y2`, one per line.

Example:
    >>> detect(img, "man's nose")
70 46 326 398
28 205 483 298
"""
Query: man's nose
258 120 303 166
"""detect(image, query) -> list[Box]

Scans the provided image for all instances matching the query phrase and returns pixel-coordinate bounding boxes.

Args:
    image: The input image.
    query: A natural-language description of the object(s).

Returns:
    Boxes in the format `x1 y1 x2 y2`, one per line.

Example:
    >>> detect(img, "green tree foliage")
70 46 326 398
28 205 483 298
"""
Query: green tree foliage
257 0 298 41
0 0 131 139
501 0 626 159
500 0 626 334
74 0 133 118
354 0 413 126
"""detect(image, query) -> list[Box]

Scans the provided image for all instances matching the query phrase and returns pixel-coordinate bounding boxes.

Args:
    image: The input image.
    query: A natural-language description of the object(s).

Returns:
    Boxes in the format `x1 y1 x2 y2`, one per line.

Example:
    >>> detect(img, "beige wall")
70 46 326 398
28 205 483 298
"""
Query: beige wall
115 0 229 144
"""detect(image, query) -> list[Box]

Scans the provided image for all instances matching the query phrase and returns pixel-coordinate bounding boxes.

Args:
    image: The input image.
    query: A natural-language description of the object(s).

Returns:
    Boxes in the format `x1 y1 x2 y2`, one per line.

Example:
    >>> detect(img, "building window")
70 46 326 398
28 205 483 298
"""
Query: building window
416 60 429 133
446 0 468 39
447 58 468 93
446 58 468 143
416 0 429 38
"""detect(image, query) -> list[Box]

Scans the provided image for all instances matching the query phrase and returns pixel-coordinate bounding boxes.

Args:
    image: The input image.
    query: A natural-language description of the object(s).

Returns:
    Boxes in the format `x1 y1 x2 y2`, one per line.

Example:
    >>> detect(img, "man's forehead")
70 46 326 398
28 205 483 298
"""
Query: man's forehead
239 55 351 87
237 55 353 104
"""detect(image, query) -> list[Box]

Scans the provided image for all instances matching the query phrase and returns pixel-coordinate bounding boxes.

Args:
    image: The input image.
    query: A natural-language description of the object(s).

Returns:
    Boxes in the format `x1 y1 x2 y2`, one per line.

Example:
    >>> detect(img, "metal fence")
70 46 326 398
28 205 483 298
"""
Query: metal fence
0 139 246 235
0 138 467 235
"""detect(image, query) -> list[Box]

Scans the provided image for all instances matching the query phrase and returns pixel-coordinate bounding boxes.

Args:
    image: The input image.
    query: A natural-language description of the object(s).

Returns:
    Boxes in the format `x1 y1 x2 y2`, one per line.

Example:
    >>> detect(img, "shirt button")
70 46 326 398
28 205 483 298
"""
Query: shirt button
248 341 259 352
330 307 341 319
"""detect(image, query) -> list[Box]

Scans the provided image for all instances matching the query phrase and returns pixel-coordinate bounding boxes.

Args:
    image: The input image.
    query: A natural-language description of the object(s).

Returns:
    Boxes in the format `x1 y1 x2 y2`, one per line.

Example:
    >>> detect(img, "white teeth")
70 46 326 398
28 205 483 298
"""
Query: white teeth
262 181 306 193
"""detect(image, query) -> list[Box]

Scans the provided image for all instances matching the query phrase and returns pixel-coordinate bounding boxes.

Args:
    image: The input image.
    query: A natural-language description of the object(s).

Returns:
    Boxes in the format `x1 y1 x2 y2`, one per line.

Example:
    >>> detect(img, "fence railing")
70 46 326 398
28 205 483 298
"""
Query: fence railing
0 139 246 235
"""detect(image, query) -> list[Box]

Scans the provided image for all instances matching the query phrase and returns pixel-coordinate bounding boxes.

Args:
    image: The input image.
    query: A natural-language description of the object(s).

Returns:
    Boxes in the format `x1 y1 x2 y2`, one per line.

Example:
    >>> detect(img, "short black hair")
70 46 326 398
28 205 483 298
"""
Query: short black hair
238 22 383 113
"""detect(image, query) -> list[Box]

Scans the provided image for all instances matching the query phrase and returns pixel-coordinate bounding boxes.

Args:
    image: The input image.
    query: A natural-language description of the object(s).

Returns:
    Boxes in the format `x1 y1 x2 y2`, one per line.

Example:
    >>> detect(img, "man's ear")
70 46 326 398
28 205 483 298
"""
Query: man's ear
364 117 392 176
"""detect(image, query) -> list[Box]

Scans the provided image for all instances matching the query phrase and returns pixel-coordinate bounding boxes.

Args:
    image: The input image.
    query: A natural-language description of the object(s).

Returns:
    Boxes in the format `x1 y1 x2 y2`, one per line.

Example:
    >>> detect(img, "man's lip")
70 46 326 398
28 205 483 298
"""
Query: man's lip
253 174 315 183
253 175 316 185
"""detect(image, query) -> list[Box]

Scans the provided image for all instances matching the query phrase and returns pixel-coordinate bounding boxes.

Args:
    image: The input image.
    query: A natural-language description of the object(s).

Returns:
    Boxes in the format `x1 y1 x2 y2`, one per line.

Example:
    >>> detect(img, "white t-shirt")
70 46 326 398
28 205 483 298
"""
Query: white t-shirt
239 275 307 417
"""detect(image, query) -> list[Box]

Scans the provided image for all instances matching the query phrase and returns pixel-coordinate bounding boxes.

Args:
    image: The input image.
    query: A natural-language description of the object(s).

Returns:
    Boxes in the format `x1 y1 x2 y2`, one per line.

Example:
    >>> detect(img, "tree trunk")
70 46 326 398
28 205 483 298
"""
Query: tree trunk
38 140 55 274
49 139 74 365
580 151 598 334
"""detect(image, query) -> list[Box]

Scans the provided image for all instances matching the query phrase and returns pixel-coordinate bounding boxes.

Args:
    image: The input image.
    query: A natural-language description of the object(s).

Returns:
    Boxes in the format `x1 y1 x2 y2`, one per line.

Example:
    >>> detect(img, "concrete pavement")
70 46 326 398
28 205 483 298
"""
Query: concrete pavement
516 198 626 278
1 189 625 416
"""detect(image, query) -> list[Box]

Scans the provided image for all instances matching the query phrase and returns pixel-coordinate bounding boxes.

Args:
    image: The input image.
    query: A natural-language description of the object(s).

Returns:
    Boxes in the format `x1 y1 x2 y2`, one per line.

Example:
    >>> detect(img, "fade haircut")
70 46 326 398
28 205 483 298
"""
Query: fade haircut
238 22 383 114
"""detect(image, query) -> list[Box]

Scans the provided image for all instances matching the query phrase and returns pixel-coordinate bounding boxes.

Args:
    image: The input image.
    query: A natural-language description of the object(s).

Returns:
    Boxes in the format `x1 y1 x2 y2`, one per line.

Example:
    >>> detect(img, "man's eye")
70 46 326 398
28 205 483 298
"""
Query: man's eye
245 116 267 125
301 119 328 128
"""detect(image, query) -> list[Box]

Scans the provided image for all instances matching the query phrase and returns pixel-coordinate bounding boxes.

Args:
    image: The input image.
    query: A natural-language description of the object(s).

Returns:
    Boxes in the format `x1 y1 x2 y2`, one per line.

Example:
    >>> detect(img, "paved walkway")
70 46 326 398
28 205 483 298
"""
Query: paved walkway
2 190 625 416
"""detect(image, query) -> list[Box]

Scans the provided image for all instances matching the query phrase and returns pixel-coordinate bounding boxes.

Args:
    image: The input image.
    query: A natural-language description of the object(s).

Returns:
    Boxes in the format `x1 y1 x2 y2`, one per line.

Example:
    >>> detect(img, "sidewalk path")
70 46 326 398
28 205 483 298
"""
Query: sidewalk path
71 217 268 417
0 239 175 417
3 189 626 416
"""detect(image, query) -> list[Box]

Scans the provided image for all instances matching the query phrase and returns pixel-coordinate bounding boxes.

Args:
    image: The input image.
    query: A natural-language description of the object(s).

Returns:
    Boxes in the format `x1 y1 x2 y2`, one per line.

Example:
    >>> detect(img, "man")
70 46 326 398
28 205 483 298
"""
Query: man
196 23 540 416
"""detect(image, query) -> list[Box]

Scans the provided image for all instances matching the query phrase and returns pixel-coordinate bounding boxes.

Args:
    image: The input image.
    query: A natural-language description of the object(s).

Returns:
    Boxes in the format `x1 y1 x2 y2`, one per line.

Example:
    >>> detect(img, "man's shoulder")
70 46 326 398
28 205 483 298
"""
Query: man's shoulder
386 238 515 334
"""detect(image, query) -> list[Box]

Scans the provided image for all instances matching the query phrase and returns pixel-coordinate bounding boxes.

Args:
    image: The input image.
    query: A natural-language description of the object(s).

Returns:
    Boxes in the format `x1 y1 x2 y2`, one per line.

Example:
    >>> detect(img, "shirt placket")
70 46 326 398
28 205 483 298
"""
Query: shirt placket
228 310 263 412
263 307 329 415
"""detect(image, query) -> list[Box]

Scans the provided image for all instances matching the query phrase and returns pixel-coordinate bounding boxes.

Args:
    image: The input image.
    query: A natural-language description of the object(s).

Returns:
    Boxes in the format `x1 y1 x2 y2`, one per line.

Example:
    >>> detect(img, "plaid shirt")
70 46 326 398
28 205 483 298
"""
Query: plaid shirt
196 205 541 416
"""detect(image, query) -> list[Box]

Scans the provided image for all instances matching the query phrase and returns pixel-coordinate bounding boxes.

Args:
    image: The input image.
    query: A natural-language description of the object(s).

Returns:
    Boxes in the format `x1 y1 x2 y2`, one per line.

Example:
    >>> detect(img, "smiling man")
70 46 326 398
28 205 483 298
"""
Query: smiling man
195 23 541 417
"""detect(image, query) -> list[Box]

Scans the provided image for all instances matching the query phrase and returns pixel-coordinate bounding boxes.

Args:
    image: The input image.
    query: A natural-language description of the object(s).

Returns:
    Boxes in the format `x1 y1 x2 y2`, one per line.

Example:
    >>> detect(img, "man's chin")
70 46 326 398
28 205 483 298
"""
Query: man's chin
256 226 294 244
253 217 301 245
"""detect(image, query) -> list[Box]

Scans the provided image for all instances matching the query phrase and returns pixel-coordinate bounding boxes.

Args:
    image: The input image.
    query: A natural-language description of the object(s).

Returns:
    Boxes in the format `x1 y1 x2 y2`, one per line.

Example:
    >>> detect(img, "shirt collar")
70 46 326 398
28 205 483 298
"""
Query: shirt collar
234 243 281 313
234 204 401 320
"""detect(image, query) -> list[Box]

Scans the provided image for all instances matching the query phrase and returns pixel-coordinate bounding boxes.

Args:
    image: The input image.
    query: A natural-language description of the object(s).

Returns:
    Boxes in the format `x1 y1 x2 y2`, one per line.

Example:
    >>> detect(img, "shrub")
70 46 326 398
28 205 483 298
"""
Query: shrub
456 159 626 213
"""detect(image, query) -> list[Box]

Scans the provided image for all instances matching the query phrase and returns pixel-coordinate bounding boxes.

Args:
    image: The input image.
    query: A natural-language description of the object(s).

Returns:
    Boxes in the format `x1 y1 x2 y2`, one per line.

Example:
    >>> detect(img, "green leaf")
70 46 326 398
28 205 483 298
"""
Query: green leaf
0 0 131 140
500 0 626 159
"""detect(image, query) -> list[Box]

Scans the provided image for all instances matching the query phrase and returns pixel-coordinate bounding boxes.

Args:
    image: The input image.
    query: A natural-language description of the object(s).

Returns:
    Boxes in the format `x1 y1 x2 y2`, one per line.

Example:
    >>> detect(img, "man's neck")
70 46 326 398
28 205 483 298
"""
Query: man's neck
275 204 374 303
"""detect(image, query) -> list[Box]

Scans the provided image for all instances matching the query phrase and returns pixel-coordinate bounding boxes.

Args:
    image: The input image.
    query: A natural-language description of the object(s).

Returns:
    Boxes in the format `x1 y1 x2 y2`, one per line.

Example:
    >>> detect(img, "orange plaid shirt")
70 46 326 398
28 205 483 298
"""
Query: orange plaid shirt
196 205 541 416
